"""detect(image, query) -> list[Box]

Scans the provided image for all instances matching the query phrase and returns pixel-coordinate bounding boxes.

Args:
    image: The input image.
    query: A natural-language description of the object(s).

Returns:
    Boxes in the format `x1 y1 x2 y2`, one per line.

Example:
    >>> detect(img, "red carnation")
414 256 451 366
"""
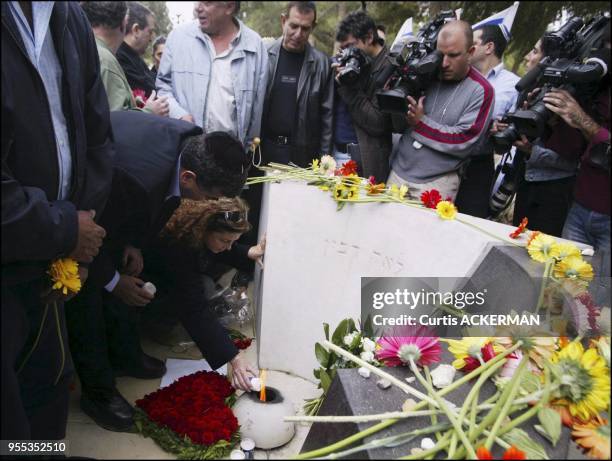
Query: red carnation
340 160 358 176
421 189 443 209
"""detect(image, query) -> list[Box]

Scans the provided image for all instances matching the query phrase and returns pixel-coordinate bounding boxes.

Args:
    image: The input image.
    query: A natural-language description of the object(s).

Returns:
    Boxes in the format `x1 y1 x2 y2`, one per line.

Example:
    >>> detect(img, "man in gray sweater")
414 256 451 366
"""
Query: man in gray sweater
388 21 494 201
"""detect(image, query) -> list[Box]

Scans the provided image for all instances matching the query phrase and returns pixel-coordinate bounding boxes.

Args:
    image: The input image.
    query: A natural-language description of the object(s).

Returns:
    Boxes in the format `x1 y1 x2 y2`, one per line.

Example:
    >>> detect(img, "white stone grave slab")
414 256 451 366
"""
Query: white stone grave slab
253 180 590 380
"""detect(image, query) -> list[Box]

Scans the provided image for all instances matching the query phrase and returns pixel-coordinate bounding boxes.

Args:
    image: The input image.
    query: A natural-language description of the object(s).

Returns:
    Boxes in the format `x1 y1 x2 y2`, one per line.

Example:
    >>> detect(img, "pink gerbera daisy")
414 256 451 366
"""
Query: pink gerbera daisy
376 326 441 367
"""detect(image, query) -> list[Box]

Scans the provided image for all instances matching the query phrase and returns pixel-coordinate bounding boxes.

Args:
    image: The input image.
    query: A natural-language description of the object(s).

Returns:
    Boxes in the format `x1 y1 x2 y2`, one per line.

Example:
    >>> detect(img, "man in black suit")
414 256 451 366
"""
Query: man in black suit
1 2 114 440
66 110 251 432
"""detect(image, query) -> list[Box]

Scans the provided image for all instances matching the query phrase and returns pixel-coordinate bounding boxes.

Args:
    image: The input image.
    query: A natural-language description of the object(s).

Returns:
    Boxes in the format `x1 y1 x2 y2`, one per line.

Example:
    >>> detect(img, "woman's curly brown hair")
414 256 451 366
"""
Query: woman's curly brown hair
160 197 251 250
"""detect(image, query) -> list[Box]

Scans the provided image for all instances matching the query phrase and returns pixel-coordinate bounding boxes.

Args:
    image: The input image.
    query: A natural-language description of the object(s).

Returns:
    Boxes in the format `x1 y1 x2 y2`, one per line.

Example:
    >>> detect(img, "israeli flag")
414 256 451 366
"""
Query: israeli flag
472 2 520 42
391 17 414 50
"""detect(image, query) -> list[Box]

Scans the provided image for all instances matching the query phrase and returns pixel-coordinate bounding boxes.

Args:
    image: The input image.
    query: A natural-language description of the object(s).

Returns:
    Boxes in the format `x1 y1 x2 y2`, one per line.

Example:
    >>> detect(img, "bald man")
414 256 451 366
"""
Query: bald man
388 20 494 201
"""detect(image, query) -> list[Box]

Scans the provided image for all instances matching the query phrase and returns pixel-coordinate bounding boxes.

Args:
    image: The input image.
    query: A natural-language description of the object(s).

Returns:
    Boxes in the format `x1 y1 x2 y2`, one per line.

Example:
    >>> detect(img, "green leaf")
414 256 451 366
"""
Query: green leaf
319 369 332 392
332 319 350 346
336 201 346 211
315 343 330 367
323 322 330 341
536 407 561 446
313 368 321 380
501 428 549 460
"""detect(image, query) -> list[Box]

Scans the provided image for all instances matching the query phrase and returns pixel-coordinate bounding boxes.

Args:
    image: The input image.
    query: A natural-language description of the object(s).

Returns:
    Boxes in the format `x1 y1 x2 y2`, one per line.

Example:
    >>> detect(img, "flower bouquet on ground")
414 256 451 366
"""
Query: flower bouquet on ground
134 371 240 459
303 317 380 416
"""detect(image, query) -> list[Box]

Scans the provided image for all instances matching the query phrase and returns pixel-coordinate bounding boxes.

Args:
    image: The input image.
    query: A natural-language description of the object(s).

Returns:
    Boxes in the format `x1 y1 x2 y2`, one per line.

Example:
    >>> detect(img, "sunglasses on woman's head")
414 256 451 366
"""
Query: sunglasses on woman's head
216 211 246 223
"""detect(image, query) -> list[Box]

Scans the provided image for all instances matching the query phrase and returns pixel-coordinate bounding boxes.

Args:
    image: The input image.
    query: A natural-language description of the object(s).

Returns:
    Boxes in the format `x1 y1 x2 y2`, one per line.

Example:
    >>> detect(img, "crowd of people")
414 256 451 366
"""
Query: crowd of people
2 0 610 446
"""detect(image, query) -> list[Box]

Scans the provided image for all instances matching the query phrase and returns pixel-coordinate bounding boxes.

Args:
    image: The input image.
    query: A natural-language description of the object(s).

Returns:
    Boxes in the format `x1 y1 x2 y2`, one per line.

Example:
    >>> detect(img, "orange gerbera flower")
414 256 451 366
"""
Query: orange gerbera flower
477 447 493 460
527 230 541 246
572 415 610 460
502 446 526 460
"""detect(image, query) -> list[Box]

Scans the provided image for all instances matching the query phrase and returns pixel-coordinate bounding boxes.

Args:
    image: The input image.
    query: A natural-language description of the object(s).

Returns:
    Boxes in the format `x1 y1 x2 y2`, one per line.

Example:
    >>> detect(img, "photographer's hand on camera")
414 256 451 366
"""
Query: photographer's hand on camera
405 95 425 126
543 89 601 140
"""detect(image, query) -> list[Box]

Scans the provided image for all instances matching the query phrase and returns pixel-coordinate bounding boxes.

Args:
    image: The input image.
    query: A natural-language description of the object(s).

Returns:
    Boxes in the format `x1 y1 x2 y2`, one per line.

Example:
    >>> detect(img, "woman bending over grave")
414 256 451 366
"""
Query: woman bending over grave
142 197 265 392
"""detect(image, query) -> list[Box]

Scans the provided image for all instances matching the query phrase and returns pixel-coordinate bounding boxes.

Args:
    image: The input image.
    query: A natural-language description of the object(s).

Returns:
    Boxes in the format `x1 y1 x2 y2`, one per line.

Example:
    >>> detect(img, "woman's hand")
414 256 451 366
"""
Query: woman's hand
229 352 258 392
247 234 266 269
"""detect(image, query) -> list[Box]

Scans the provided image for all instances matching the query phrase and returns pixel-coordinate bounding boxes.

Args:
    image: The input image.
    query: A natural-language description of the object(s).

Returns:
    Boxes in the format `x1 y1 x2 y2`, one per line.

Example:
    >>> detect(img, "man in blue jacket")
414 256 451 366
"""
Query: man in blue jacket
1 1 114 440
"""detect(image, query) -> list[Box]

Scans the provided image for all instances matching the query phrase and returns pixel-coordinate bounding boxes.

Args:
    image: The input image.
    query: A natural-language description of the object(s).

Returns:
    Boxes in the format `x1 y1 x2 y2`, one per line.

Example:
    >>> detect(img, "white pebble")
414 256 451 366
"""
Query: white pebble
358 367 371 378
376 379 391 390
430 364 456 389
249 377 261 392
421 438 436 450
404 376 415 384
142 282 156 296
230 449 246 460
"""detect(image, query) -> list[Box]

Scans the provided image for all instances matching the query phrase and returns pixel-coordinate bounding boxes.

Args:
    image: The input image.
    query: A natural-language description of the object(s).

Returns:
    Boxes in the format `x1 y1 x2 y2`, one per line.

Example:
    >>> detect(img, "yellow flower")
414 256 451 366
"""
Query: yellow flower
389 184 408 200
346 186 359 201
47 258 81 295
572 415 610 460
334 183 346 200
551 341 611 421
441 337 503 370
527 233 560 263
554 255 594 283
436 201 457 220
556 243 581 260
495 335 557 370
311 159 320 171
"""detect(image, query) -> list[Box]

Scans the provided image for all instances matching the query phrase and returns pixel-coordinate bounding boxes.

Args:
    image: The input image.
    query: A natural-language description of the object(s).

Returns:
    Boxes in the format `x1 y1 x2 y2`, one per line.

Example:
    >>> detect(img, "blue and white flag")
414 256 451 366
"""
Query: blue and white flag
391 17 414 49
472 2 520 42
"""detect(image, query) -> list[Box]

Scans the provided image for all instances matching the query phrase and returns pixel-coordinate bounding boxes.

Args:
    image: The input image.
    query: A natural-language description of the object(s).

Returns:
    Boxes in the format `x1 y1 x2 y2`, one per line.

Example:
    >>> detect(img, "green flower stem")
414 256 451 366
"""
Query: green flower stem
497 367 554 437
469 396 478 439
285 410 443 424
455 217 524 248
484 357 529 449
447 433 458 459
424 367 443 443
535 260 554 314
397 432 453 460
320 423 452 460
410 360 477 459
296 342 522 460
479 391 501 408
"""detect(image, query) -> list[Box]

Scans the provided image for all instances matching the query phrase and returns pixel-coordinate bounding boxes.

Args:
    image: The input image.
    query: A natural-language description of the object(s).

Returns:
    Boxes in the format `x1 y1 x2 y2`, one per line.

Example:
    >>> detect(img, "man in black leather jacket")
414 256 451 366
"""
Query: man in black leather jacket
261 1 333 166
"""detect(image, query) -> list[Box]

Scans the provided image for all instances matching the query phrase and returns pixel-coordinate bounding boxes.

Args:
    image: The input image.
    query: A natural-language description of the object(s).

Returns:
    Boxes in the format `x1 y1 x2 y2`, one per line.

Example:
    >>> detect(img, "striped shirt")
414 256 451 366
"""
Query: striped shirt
392 67 494 183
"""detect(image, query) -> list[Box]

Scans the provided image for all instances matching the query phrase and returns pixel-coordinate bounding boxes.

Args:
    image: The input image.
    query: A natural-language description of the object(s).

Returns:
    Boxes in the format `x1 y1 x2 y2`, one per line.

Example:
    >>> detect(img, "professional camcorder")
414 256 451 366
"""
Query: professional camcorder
331 46 370 86
489 13 610 218
375 10 456 114
492 14 610 151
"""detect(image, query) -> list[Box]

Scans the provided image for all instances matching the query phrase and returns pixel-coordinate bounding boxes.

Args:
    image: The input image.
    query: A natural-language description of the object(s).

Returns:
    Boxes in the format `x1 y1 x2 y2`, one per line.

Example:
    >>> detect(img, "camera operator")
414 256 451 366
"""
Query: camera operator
388 20 494 201
497 37 585 237
551 27 610 253
334 10 393 182
455 25 519 217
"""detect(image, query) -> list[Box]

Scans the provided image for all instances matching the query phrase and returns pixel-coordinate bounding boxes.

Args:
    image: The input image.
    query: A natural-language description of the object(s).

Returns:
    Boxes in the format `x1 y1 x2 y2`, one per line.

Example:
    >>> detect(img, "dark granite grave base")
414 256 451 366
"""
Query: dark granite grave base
301 364 573 459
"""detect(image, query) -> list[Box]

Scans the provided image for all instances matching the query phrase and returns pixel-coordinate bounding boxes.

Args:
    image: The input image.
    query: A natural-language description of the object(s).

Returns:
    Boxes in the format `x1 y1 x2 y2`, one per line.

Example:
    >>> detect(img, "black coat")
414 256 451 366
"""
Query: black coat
90 111 202 287
142 239 253 369
116 42 156 98
1 2 114 285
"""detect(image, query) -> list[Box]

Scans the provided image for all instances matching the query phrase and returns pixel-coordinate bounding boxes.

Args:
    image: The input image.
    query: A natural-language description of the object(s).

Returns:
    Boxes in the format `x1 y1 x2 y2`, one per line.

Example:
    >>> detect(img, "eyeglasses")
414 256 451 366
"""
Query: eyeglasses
214 211 247 223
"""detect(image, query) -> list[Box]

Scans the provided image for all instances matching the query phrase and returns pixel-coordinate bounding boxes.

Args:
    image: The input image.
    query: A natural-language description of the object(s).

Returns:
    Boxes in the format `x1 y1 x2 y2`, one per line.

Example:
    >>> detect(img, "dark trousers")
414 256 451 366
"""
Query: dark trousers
65 279 142 398
455 155 495 218
514 176 576 237
1 281 73 440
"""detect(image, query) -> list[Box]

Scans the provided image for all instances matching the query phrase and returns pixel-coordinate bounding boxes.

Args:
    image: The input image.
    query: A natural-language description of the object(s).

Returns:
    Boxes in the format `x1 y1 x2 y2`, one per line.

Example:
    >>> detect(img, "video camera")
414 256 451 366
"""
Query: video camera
375 10 456 114
488 13 610 218
492 13 610 152
331 46 370 86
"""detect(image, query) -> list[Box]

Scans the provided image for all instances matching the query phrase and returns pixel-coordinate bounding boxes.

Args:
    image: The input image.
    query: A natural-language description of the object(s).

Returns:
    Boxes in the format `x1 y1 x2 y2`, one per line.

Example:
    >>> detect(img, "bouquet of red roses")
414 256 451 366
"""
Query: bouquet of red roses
135 370 240 459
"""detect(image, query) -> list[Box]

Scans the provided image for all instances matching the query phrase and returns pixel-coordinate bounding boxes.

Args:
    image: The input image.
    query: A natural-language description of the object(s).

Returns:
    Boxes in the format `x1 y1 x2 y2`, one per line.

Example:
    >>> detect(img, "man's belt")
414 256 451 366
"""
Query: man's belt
335 142 359 154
